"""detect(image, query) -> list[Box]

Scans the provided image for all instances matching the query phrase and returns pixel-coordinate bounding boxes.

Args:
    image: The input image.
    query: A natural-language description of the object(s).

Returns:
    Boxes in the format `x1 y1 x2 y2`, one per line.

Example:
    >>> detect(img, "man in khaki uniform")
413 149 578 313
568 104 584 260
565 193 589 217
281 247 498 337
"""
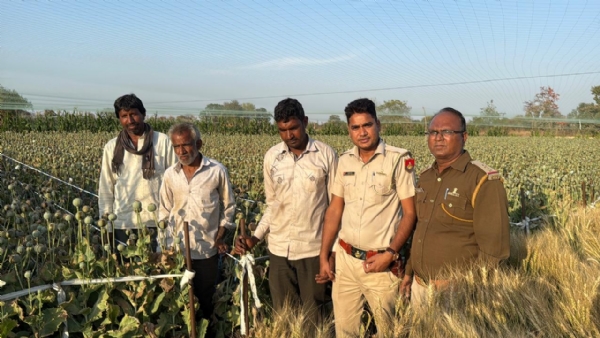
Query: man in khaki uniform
317 98 416 337
400 107 510 306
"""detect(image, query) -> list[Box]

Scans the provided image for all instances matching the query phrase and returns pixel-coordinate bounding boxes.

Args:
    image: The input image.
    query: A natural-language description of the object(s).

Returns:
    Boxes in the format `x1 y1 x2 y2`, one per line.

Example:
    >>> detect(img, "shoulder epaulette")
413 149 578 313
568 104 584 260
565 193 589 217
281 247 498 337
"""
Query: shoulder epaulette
470 160 501 180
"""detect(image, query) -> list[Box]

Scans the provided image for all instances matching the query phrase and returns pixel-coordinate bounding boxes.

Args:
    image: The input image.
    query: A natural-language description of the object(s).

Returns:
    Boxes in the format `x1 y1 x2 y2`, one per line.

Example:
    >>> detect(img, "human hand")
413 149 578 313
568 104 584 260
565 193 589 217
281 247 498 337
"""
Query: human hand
214 239 229 254
233 235 258 255
400 274 412 300
315 252 336 283
363 252 394 273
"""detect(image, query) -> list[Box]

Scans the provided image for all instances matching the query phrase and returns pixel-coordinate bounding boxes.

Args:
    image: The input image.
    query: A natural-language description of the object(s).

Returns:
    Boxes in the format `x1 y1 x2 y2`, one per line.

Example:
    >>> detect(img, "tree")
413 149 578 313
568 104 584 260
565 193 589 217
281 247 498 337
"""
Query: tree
568 86 600 120
377 100 411 123
568 103 600 119
223 100 243 111
255 107 267 112
592 85 600 105
473 100 503 125
524 86 562 118
328 115 342 122
0 85 32 127
241 102 256 111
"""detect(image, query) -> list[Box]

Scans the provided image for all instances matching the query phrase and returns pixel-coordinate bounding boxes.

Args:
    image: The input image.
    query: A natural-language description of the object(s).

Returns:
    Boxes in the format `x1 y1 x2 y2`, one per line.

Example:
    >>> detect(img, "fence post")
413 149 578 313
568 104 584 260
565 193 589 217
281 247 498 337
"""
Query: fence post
183 221 197 338
239 218 250 338
582 181 587 207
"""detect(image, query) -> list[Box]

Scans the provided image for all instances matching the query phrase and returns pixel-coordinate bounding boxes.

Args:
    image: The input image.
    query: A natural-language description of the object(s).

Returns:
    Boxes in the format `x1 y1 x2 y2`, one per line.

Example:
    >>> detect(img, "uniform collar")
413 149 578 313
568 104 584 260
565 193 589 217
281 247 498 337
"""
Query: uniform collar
432 150 471 173
277 136 316 155
174 153 211 173
348 138 385 158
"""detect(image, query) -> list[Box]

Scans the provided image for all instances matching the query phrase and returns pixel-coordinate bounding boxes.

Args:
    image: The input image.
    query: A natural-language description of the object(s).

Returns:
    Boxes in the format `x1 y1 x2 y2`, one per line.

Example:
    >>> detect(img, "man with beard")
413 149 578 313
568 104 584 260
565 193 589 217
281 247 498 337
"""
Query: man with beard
98 93 176 250
159 122 236 332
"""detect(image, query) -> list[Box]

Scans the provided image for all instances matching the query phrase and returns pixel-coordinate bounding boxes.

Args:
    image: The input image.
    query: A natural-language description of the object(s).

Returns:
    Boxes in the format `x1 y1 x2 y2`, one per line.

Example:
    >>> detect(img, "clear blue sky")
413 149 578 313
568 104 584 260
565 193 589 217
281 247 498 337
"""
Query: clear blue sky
1 0 599 122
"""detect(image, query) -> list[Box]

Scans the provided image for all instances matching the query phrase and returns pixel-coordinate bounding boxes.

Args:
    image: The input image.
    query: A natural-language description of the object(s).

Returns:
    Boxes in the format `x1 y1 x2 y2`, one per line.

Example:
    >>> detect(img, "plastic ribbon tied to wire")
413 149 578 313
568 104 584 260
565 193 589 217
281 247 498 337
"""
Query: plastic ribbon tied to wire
0 271 195 338
226 252 263 335
511 215 555 235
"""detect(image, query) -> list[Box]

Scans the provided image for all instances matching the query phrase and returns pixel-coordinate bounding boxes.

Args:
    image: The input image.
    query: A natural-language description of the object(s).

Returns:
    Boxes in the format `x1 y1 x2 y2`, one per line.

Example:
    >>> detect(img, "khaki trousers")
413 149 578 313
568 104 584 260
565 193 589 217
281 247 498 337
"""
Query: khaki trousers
332 243 398 338
410 277 428 308
410 276 449 308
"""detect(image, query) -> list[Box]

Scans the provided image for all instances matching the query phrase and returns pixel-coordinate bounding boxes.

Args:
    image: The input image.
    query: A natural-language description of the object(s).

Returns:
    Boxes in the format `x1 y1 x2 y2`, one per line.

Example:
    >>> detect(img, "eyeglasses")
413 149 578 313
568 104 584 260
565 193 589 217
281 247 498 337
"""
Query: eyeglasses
425 130 465 137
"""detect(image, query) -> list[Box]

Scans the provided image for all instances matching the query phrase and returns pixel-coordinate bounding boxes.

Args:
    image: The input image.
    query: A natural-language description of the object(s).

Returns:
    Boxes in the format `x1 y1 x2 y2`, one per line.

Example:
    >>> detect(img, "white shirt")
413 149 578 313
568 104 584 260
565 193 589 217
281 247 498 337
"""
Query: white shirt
159 155 236 259
98 131 176 230
255 137 338 260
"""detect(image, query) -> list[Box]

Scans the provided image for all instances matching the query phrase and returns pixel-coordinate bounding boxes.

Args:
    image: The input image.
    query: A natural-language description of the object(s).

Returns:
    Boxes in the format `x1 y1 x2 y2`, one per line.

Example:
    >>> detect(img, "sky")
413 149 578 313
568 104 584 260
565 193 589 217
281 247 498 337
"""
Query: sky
1 0 599 122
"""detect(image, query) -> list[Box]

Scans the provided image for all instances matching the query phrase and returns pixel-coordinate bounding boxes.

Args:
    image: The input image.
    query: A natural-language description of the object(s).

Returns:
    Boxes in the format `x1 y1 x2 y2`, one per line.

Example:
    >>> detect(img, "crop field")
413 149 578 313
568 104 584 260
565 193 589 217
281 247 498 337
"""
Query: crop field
1 131 600 337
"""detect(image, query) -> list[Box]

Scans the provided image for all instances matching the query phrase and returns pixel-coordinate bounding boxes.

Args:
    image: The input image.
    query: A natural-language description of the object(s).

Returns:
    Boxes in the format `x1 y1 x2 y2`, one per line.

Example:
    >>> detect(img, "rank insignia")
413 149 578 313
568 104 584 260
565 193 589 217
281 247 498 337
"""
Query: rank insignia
405 158 415 170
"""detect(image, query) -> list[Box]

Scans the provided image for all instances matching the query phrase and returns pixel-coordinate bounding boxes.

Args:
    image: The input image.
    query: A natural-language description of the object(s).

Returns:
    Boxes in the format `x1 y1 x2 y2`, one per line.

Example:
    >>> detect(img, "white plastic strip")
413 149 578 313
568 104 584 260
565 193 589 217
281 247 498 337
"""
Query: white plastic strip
237 253 263 336
0 273 186 301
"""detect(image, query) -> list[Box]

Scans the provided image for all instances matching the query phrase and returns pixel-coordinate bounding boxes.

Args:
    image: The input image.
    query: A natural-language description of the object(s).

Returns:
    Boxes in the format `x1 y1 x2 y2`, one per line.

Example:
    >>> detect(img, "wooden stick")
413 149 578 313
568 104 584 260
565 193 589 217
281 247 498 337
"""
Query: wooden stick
239 218 250 338
183 221 197 338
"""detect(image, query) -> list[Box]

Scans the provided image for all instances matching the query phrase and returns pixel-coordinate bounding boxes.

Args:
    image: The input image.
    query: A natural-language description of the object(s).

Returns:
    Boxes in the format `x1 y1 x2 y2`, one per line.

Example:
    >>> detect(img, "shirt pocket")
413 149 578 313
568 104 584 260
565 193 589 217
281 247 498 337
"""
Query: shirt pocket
415 189 429 220
302 168 326 193
343 175 357 203
368 172 394 203
442 195 473 225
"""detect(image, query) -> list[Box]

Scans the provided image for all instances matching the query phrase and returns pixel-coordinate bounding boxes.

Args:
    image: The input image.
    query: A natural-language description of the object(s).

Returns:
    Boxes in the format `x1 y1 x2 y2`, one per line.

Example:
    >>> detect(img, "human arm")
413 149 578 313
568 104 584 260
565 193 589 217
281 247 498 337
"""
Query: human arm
215 166 236 253
473 179 510 265
98 142 115 220
316 194 344 283
364 196 416 273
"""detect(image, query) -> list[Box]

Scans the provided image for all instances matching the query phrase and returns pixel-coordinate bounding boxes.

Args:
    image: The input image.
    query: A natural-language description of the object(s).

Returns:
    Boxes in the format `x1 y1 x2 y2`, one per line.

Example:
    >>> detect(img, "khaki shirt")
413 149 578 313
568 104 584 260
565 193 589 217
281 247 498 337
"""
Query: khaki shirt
159 156 236 259
331 139 416 251
255 137 338 260
98 132 176 229
406 151 510 279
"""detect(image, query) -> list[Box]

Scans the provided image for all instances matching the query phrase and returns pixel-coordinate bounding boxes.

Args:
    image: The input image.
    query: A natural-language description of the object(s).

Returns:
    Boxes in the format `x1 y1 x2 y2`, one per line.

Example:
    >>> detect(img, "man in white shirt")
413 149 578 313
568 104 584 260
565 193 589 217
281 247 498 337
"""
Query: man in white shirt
159 122 236 329
234 98 338 325
98 93 176 250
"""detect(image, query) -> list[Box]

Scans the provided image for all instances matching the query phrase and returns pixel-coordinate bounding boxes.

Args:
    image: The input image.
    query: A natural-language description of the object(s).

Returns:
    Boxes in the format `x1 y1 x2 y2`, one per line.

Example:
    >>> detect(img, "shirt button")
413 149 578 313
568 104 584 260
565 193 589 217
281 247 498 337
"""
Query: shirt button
429 199 434 203
448 203 453 207
437 178 441 182
418 240 421 243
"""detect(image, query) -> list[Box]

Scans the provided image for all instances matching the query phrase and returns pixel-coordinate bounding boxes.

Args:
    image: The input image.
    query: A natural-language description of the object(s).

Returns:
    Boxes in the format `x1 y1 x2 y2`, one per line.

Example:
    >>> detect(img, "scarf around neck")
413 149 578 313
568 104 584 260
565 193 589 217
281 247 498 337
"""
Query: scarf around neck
111 123 155 180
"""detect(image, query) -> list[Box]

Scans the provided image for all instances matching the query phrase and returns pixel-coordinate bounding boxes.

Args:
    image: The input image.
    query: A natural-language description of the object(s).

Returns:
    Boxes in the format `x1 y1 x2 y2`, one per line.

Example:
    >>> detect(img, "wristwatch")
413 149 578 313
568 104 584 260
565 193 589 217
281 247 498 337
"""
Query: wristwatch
385 247 400 260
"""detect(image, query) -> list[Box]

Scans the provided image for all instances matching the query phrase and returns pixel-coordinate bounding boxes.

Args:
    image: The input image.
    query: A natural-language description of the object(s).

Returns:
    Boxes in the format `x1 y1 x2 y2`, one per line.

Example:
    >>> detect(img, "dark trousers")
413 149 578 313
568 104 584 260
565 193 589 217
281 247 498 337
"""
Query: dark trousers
268 253 328 327
113 228 158 251
191 255 219 321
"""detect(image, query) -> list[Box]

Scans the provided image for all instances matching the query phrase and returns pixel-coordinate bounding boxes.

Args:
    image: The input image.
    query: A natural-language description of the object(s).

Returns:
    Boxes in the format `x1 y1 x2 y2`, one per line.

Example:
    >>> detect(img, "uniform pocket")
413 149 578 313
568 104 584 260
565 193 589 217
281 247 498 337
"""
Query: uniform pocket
415 190 428 219
442 195 472 224
368 172 394 202
343 175 357 203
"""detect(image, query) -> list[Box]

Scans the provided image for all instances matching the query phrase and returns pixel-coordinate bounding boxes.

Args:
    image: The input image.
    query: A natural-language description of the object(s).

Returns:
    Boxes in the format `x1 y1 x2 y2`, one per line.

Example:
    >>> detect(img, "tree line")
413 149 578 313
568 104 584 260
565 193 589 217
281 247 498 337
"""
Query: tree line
1 85 599 136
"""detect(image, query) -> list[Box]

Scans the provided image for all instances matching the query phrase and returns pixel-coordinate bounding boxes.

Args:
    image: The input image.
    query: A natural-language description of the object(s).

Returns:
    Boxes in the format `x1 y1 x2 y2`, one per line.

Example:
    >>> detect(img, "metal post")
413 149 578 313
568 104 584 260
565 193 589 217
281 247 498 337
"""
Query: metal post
239 218 250 338
520 188 526 221
183 221 197 338
582 181 587 207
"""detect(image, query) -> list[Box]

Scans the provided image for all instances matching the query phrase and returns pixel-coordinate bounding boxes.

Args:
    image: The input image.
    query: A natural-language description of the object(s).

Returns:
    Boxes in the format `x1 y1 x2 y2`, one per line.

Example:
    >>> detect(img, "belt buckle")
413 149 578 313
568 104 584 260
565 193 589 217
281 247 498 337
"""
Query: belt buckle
351 247 366 260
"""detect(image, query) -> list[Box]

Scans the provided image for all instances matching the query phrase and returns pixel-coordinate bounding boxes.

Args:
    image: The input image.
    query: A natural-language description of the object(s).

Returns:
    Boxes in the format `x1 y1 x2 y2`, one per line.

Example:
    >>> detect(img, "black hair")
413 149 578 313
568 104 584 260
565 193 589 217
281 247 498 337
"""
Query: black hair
114 93 146 118
274 98 305 123
344 98 377 122
431 107 467 132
